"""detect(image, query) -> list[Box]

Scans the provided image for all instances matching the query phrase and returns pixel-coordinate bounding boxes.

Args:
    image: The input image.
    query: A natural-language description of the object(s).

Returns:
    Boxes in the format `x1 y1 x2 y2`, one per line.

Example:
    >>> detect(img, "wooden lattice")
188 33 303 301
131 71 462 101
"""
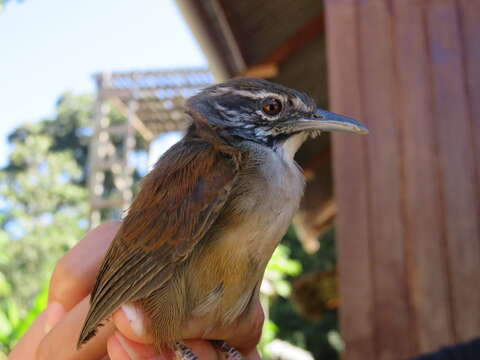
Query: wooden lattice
97 68 213 138
88 68 213 227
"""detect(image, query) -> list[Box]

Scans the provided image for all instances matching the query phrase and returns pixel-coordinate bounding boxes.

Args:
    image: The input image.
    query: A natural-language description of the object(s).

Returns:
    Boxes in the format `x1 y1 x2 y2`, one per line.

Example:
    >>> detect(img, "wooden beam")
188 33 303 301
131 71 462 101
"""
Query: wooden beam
392 0 453 352
242 63 279 79
328 0 480 358
357 1 414 357
108 97 155 141
325 1 376 358
242 13 324 78
458 0 480 194
426 0 480 342
262 14 323 66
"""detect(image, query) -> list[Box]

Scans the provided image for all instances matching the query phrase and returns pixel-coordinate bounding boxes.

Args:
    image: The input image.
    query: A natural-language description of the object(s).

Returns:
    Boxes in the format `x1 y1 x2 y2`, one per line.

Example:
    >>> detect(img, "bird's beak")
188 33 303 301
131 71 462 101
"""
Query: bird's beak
294 109 368 134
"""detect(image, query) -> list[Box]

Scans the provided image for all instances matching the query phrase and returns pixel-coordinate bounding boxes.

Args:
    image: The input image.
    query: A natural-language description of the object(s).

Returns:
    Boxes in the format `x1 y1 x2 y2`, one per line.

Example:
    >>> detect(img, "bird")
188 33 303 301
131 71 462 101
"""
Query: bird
78 78 368 359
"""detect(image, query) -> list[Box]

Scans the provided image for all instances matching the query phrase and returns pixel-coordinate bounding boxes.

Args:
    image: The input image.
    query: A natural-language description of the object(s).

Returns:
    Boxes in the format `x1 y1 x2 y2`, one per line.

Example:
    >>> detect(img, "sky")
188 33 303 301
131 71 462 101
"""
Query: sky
0 0 207 166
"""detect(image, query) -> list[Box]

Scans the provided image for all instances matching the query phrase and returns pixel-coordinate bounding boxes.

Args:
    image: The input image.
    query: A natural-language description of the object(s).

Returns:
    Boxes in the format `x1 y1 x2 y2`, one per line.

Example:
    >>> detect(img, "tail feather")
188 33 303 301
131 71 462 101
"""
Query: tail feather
77 259 174 348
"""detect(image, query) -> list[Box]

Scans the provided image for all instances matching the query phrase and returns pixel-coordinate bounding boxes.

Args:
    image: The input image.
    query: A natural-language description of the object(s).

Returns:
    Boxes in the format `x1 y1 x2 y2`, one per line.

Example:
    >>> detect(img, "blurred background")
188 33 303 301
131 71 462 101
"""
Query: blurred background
1 1 480 360
0 1 339 359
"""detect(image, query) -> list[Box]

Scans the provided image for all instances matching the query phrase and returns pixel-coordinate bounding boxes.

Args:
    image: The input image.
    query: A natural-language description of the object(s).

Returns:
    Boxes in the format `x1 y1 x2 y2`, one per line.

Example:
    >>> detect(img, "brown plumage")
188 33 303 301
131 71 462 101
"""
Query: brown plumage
78 78 367 356
80 122 243 343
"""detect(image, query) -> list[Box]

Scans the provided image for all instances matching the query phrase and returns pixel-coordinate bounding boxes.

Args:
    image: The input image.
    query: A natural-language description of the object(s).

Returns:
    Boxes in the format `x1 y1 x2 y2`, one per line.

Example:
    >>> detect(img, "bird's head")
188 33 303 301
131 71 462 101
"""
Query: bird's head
186 78 368 156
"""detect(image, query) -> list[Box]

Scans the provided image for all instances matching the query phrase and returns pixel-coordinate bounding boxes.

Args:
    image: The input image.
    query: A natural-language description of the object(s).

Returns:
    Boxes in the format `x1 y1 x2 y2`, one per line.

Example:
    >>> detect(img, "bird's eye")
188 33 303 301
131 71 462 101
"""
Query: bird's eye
261 98 282 116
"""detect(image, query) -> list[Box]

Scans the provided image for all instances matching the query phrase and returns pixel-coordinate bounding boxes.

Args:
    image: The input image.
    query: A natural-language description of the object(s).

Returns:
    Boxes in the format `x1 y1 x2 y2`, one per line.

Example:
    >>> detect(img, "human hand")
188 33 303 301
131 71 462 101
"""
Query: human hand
8 221 263 359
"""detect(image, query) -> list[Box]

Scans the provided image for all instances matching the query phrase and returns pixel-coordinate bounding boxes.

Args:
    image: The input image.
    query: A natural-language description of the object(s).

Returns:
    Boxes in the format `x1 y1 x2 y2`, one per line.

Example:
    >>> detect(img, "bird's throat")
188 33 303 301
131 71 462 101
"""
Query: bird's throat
276 132 308 161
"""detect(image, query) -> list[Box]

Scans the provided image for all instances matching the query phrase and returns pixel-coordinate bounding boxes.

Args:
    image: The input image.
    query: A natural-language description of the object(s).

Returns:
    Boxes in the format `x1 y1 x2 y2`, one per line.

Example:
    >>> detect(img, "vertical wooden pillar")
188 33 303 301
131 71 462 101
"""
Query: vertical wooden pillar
325 1 480 359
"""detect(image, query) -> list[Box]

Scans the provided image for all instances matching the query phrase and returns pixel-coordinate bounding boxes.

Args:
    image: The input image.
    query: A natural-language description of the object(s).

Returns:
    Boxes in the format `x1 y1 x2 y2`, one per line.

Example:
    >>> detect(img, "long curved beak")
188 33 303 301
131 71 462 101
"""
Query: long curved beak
294 109 368 134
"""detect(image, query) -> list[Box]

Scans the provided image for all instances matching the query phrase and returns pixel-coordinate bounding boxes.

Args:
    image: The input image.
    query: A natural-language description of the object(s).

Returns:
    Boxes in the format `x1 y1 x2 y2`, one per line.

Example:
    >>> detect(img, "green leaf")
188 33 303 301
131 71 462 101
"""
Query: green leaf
6 283 49 350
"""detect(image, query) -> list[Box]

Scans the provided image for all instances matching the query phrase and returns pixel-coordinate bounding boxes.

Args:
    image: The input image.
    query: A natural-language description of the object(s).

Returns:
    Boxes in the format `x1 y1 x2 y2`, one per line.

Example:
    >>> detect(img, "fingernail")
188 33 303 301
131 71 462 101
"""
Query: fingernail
115 333 139 360
45 301 66 334
121 303 145 337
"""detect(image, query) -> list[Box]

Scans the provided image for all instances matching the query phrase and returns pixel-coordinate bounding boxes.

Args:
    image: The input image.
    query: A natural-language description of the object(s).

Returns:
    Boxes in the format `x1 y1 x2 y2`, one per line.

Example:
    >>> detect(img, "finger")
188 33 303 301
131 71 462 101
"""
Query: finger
113 306 240 360
11 302 67 359
9 311 48 360
107 332 158 360
115 297 263 357
182 297 264 354
114 300 263 349
44 301 67 334
37 296 114 360
112 303 153 345
107 334 221 360
184 339 257 360
48 221 121 310
245 348 262 360
106 334 131 360
184 340 221 360
224 297 264 353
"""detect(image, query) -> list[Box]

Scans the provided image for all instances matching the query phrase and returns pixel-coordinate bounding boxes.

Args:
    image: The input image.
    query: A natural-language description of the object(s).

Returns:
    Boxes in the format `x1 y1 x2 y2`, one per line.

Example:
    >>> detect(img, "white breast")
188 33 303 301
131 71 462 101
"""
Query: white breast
232 141 306 260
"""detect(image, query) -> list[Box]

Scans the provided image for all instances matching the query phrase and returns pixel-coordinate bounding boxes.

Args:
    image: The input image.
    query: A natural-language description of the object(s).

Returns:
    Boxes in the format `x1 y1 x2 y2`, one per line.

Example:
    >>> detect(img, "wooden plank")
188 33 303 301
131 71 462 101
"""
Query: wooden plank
109 97 155 141
357 1 413 358
426 0 480 342
260 14 324 66
325 1 376 359
457 0 480 236
391 0 454 353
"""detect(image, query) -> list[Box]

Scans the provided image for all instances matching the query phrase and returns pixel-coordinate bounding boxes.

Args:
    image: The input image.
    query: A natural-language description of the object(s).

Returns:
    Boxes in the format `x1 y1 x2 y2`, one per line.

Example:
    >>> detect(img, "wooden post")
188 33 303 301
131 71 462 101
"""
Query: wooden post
325 1 480 359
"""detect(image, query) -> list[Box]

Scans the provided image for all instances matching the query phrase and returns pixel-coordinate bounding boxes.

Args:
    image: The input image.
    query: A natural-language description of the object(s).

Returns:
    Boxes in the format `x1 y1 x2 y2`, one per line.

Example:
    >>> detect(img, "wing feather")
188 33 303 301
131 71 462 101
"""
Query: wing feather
78 133 242 346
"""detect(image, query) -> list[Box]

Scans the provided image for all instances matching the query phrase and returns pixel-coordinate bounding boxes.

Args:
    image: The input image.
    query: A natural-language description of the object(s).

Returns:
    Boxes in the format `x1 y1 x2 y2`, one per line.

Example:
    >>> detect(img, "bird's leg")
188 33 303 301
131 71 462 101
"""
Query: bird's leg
174 341 198 360
211 340 245 360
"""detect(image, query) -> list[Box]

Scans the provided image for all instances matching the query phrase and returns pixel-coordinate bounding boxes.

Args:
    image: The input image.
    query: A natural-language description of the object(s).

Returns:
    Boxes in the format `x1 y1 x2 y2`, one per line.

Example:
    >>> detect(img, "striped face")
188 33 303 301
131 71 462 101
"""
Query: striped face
186 78 317 145
186 78 368 148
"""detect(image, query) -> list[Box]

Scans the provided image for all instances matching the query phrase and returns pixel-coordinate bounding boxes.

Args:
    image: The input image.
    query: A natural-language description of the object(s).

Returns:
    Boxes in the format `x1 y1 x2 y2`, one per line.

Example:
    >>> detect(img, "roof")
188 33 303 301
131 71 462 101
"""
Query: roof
96 68 213 137
176 0 325 101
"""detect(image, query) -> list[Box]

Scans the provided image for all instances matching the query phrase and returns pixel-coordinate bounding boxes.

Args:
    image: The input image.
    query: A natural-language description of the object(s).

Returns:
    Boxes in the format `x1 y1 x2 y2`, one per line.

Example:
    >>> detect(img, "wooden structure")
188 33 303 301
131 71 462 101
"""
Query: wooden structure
178 1 480 359
326 1 480 359
88 69 212 227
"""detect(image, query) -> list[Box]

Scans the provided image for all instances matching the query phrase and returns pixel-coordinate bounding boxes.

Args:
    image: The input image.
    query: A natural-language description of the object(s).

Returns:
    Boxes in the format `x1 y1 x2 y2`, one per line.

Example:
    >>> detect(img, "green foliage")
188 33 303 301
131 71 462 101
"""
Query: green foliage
0 129 88 308
0 95 91 352
260 230 341 360
0 93 150 353
269 227 340 360
7 94 93 185
265 243 302 298
0 281 48 355
260 244 302 357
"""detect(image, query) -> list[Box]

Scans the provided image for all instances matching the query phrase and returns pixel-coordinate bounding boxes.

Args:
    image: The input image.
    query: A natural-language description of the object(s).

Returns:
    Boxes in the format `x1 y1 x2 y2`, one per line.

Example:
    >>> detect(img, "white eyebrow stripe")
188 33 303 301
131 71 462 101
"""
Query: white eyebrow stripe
229 88 311 112
212 87 312 113
229 89 284 100
214 87 286 102
292 97 310 112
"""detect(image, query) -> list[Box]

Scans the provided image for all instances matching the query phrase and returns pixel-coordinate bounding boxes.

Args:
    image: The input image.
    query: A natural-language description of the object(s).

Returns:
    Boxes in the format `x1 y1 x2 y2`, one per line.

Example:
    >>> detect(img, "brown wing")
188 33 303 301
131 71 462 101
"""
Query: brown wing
78 135 242 346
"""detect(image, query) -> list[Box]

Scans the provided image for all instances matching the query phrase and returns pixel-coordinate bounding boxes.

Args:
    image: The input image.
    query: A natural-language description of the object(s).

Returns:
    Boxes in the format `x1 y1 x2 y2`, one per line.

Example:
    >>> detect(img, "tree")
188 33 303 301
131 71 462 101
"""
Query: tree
0 93 149 353
0 95 91 353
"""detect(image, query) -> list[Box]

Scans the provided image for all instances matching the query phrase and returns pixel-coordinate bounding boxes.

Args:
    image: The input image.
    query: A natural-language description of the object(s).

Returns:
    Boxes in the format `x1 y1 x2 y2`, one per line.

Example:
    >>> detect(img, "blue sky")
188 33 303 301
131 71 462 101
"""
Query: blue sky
0 0 207 166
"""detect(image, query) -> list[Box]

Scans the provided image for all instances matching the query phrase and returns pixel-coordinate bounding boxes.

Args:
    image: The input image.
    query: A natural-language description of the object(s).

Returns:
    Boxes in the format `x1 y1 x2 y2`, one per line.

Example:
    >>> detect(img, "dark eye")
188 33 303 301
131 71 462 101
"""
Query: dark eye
261 98 282 116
